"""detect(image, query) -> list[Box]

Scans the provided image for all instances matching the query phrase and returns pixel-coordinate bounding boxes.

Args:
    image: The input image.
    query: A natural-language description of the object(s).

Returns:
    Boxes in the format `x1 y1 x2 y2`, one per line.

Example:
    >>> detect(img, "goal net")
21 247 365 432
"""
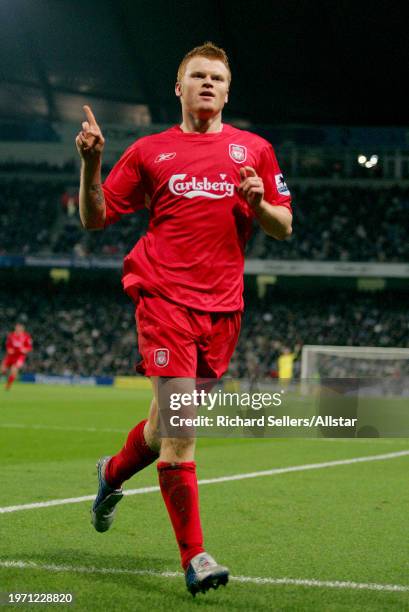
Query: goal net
300 346 409 434
301 345 409 381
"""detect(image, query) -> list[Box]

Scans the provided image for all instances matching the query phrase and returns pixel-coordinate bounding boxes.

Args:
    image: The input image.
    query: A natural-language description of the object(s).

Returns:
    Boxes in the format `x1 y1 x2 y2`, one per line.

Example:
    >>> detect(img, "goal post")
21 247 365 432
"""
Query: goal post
301 345 409 380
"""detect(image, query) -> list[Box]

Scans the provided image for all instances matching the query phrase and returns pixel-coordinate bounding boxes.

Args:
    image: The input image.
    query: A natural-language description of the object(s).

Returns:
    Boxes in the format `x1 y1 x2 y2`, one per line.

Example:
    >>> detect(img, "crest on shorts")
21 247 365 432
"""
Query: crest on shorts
229 143 247 163
154 348 169 367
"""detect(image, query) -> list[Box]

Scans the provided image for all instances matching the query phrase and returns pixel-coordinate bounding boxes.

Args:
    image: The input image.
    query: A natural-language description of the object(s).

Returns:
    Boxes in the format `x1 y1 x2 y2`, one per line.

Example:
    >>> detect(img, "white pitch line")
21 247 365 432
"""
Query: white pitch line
0 560 408 594
2 423 408 442
309 438 409 444
0 423 127 434
1 450 408 515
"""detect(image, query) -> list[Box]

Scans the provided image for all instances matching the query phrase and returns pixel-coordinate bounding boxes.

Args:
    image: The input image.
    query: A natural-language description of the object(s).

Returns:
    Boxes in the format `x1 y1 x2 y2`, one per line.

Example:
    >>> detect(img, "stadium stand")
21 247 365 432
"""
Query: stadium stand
1 280 407 380
247 185 409 262
0 179 62 255
230 289 409 379
1 176 409 262
0 281 136 377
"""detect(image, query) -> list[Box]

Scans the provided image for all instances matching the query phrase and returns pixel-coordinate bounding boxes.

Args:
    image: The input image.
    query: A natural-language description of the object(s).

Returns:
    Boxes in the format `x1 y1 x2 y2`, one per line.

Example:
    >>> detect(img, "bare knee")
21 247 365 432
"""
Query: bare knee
144 399 161 452
160 436 196 462
152 376 197 462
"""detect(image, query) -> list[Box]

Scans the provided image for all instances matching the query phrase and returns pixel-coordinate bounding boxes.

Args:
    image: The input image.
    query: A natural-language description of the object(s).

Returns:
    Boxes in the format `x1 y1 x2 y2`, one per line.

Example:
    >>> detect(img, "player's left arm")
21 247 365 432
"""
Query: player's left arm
238 166 292 240
22 335 33 354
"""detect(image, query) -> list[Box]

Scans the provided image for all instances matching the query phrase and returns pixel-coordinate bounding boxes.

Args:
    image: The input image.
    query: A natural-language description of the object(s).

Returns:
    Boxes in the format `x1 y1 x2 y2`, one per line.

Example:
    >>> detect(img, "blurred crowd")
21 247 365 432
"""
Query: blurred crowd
0 180 62 255
0 283 136 377
1 283 408 379
247 185 409 261
1 178 409 262
228 290 409 380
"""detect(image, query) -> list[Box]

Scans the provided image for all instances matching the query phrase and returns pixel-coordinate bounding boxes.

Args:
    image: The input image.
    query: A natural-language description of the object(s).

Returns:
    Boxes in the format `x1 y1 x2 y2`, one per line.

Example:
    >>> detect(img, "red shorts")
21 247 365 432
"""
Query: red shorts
135 293 241 378
2 354 25 369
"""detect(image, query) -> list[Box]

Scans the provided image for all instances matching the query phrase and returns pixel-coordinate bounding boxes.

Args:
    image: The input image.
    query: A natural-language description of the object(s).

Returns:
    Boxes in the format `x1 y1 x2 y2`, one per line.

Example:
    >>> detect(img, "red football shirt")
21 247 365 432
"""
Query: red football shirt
6 332 33 356
103 124 292 311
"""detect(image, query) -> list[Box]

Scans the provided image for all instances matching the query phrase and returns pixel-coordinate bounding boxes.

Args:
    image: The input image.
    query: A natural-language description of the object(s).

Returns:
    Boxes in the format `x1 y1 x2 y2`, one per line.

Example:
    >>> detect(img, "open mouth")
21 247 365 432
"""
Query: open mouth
200 92 215 99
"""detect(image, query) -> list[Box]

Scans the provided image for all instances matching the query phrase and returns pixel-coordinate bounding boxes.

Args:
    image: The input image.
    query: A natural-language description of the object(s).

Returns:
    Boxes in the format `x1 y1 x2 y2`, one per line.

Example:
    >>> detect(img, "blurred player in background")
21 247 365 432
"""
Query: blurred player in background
278 345 300 387
1 323 33 390
76 42 292 596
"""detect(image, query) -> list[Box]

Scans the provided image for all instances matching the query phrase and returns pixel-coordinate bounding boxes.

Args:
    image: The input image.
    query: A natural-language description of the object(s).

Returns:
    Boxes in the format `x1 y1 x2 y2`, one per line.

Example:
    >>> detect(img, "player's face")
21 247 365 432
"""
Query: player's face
176 57 230 118
15 324 24 334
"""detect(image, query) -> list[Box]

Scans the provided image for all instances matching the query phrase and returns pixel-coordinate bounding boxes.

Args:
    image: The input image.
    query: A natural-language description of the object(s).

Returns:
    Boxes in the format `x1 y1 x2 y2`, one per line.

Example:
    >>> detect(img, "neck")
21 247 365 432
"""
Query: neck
180 111 223 134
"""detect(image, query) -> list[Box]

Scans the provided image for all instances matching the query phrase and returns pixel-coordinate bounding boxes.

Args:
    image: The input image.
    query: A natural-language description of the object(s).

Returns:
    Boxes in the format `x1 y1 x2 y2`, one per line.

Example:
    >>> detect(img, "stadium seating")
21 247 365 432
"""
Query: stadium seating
1 177 408 262
246 185 409 261
1 172 408 381
0 180 62 255
1 282 407 379
230 290 409 379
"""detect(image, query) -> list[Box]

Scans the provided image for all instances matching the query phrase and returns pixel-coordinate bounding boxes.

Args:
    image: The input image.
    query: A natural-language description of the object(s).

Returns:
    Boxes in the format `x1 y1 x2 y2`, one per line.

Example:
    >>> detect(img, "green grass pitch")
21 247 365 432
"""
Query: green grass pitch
1 384 409 611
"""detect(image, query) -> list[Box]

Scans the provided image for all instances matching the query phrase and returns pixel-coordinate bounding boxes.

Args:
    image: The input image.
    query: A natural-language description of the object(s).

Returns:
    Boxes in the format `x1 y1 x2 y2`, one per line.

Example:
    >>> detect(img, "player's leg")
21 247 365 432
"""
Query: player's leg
1 357 7 376
155 375 229 595
1 358 8 384
155 376 202 565
104 397 160 487
174 309 241 594
91 397 160 532
5 364 18 390
91 293 167 532
103 291 198 489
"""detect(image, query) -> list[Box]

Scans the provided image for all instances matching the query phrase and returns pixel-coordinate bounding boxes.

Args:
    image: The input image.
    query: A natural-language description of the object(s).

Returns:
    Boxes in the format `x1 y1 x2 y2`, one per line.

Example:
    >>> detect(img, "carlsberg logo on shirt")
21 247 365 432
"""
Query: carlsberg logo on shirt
169 174 235 199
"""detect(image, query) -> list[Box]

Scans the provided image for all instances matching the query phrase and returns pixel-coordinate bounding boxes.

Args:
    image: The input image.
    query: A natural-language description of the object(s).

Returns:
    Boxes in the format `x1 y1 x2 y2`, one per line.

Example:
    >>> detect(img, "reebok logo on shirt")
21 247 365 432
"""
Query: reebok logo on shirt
155 152 177 163
168 174 235 199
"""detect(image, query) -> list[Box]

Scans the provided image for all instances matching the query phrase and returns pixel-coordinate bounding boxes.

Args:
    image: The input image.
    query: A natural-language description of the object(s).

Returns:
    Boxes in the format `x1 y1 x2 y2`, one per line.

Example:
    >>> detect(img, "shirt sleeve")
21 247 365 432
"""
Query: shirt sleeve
256 144 292 213
102 143 146 227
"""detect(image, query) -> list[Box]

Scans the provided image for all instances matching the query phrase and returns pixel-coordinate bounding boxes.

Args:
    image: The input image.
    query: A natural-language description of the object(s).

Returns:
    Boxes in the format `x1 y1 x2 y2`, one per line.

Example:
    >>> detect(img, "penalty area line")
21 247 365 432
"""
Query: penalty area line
0 450 408 515
0 560 408 593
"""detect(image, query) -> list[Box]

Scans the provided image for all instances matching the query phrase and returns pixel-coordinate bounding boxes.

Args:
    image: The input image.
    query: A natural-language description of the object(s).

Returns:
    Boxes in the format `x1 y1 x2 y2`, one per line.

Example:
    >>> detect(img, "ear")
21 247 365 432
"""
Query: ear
175 82 182 98
224 91 229 104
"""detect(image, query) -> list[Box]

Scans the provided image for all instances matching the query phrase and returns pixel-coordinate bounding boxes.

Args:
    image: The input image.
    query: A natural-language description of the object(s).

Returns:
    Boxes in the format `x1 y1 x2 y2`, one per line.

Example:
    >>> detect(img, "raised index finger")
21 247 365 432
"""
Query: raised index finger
83 105 98 127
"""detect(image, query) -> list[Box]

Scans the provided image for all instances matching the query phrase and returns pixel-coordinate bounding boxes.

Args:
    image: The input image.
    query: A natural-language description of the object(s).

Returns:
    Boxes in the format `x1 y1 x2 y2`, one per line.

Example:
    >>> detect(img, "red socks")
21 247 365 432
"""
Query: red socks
104 421 204 570
6 374 16 390
157 461 204 569
105 420 159 488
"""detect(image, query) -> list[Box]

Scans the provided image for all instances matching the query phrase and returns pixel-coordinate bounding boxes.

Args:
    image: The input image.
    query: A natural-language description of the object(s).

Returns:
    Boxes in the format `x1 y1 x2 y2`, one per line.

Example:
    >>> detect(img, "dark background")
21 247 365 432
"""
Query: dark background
0 0 404 125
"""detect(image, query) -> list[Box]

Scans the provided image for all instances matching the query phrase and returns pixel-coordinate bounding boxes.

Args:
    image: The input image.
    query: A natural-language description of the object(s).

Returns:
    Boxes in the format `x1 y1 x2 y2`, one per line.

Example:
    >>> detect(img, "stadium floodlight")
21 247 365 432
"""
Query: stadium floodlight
358 154 378 168
301 345 409 380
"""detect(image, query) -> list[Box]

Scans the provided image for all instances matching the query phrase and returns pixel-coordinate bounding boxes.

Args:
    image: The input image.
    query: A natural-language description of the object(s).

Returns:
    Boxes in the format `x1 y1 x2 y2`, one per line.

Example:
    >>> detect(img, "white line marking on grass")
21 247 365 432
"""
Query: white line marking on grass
0 559 180 579
2 423 407 441
0 423 127 434
196 450 409 485
1 450 408 515
0 560 408 593
308 438 409 444
232 574 409 593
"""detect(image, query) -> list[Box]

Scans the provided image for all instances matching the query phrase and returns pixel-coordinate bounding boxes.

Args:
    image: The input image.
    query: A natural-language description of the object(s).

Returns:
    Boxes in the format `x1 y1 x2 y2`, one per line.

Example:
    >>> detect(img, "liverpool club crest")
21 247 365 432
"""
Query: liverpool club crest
229 143 247 163
154 348 169 367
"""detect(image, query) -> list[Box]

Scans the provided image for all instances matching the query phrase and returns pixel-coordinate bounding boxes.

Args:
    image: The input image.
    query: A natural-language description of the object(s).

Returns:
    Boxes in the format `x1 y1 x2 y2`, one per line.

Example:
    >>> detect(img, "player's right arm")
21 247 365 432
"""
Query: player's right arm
76 105 106 230
6 334 14 354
